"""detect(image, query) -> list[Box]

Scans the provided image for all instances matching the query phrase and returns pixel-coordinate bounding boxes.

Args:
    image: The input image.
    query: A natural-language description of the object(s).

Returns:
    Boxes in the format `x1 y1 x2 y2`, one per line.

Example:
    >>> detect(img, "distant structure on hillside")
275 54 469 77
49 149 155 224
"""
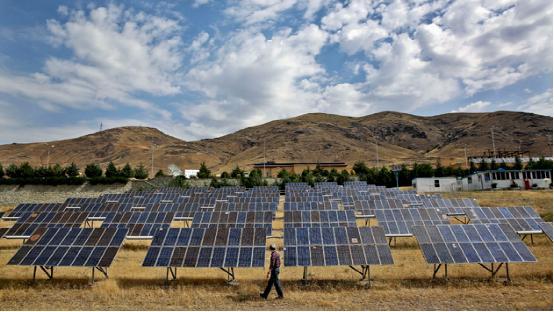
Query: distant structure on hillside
413 168 553 193
251 161 347 177
468 149 553 164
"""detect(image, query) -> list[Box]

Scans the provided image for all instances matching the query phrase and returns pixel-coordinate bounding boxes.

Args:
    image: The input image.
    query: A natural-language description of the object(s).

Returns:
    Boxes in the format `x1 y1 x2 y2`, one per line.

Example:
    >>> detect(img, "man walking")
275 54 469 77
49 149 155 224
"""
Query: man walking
260 244 284 299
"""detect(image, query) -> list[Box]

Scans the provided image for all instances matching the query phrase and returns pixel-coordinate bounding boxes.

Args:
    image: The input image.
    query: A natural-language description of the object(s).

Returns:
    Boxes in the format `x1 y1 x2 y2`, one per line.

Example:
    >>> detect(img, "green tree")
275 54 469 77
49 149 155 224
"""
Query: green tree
220 171 230 179
19 162 34 178
478 159 489 171
65 163 79 177
155 169 165 178
51 164 64 177
490 159 498 170
469 161 477 173
5 164 20 178
121 163 133 178
134 163 149 179
513 155 523 170
230 166 244 178
352 161 370 178
105 162 118 178
84 163 103 178
277 169 289 179
434 161 444 177
0 163 3 178
197 162 211 179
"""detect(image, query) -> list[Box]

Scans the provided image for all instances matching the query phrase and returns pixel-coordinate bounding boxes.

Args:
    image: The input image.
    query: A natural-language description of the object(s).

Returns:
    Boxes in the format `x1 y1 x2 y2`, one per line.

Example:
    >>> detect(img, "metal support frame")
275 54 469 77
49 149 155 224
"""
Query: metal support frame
33 266 54 282
165 267 178 285
91 266 108 284
477 262 511 283
349 265 371 286
220 267 237 285
432 263 448 280
453 216 469 224
521 234 534 245
388 237 397 247
302 266 309 285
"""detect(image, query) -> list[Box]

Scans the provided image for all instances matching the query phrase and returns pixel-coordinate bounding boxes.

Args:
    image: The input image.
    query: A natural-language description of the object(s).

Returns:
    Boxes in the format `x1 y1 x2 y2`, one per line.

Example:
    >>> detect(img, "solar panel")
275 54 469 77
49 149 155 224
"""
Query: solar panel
412 223 536 264
191 211 273 236
284 210 356 228
284 201 339 211
101 212 175 238
375 208 449 237
283 226 393 266
143 227 267 268
538 222 553 241
4 211 89 238
464 207 543 233
8 227 128 267
5 203 65 219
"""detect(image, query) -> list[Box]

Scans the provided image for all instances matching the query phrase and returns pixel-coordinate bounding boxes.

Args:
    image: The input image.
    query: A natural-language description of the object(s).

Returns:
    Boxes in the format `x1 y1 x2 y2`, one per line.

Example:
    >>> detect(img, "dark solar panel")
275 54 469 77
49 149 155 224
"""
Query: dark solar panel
375 208 449 237
284 210 356 228
101 211 174 238
284 226 393 266
143 227 267 268
6 203 65 219
8 227 128 267
464 206 543 233
191 211 273 236
538 222 553 241
412 223 536 264
4 211 89 237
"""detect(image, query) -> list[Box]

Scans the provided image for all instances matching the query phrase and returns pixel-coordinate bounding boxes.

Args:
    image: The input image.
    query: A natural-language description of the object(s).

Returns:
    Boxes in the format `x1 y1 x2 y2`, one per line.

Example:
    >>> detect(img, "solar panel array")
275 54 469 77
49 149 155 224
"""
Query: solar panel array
143 227 267 267
375 208 449 237
463 206 544 233
100 212 175 238
8 227 128 267
5 211 89 237
5 203 65 219
191 211 273 235
284 226 393 266
284 210 356 228
412 223 536 264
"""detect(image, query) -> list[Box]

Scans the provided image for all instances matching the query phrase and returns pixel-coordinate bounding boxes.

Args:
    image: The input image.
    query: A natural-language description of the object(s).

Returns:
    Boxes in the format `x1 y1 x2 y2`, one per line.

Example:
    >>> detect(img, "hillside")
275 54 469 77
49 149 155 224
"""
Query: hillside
0 111 551 174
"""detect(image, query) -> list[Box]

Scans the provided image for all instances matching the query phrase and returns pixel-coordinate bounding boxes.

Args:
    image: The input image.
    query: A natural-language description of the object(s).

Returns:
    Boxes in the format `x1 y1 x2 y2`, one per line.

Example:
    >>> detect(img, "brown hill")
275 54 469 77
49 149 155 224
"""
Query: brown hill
0 111 551 175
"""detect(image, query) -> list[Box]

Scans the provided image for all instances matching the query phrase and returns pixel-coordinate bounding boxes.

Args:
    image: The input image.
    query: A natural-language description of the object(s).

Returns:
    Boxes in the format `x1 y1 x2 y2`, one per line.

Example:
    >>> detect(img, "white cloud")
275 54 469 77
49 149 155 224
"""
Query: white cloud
0 4 184 116
517 89 553 116
453 100 492 113
192 0 211 8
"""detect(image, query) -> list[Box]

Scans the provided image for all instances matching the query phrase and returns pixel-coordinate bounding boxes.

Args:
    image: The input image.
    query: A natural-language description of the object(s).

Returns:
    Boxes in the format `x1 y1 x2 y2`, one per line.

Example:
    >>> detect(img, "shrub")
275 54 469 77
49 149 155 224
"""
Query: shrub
220 171 230 179
155 169 165 178
0 177 86 186
198 162 211 179
230 166 244 179
120 163 133 178
85 163 103 178
105 162 119 178
0 163 4 178
134 163 149 179
169 175 190 188
65 163 80 177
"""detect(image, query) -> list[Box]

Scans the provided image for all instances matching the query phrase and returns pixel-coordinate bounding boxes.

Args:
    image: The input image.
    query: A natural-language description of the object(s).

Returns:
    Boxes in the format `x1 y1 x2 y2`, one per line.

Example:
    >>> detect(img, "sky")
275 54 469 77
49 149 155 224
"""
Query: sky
0 0 552 144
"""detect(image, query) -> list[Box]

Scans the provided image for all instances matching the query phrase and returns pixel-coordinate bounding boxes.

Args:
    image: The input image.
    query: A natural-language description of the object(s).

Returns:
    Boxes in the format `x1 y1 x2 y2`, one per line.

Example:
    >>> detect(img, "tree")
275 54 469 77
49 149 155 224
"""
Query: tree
513 155 523 170
105 162 118 178
434 161 444 177
277 169 289 179
51 164 64 177
352 161 370 178
121 163 133 178
0 163 3 178
19 162 34 178
65 163 79 177
469 161 477 173
134 163 148 179
155 169 165 178
84 163 103 178
230 166 244 178
197 162 211 179
489 159 498 170
478 159 489 171
220 171 230 179
5 164 19 178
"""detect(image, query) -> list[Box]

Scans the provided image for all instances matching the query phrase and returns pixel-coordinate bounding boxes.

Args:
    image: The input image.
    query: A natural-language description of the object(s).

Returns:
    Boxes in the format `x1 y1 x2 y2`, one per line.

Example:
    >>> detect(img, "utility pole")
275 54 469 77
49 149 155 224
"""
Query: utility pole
263 138 266 178
490 127 497 159
464 144 468 168
375 140 380 167
46 145 55 167
151 144 156 178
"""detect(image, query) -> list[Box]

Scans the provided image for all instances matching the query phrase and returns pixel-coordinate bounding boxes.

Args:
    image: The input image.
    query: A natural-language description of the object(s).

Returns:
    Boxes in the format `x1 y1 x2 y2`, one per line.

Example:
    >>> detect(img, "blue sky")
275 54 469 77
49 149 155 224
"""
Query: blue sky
0 0 552 143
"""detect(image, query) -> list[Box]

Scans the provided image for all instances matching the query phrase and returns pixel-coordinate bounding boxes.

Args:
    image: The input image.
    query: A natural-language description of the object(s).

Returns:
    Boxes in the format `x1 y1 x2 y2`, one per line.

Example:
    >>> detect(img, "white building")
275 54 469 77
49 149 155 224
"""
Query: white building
183 169 200 178
412 169 553 193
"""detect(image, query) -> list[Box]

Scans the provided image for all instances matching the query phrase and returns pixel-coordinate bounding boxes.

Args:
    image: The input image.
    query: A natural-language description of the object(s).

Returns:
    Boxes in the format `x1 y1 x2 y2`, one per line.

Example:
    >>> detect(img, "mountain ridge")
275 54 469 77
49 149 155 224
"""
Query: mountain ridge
0 111 551 174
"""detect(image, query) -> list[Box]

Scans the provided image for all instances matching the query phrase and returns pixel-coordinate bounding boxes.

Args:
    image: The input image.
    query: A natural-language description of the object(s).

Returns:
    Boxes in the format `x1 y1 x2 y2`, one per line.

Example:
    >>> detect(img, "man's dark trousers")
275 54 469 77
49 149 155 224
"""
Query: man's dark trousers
262 268 283 298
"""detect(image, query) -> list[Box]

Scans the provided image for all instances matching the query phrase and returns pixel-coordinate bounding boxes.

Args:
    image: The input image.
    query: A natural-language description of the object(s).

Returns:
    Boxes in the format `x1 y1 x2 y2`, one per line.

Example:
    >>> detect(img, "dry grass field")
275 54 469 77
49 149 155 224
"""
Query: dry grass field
0 190 552 310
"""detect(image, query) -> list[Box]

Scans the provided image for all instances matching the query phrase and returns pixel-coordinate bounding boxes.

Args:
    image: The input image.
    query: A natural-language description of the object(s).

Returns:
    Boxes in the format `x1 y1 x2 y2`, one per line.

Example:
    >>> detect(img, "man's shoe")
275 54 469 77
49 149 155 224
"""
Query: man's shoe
259 293 267 300
276 296 284 300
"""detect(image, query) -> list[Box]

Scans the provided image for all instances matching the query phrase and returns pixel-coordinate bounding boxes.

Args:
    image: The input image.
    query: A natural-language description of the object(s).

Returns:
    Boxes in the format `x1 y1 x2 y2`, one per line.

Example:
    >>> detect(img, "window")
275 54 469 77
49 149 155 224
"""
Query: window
468 177 473 184
434 180 440 188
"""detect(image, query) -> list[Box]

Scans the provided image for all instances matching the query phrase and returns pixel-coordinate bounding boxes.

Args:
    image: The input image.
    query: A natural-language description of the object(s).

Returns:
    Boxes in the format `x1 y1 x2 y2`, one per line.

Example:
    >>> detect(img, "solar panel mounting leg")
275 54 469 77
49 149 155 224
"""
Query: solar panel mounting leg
32 266 37 283
38 266 53 280
504 263 511 285
220 267 238 285
530 234 534 245
302 266 309 285
444 263 448 280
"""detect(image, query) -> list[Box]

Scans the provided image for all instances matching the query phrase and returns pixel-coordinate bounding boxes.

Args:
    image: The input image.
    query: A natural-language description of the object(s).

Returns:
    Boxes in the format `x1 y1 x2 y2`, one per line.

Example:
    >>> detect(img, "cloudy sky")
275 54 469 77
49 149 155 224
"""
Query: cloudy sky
0 0 552 143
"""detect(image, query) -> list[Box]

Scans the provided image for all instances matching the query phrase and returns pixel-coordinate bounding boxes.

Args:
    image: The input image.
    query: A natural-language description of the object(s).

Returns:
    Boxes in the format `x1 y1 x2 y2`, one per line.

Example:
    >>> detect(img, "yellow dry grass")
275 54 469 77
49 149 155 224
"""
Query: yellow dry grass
0 190 552 310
